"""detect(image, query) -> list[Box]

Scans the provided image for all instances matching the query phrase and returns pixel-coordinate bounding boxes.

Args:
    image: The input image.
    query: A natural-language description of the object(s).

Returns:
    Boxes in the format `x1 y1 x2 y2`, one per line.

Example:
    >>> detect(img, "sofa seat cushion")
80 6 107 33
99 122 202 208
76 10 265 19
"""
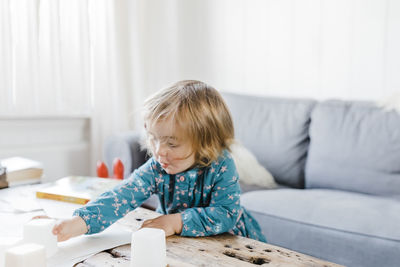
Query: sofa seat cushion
242 188 400 241
241 189 400 267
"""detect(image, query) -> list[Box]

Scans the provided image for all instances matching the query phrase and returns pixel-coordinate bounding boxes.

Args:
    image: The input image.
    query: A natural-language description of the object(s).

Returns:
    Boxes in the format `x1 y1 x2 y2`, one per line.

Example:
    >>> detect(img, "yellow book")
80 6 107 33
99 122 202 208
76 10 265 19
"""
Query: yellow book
36 176 122 204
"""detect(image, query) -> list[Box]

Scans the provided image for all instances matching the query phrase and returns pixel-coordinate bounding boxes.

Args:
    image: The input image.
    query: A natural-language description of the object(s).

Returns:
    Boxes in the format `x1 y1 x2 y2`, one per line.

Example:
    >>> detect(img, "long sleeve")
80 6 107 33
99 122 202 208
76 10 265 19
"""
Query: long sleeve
180 154 242 237
73 158 158 234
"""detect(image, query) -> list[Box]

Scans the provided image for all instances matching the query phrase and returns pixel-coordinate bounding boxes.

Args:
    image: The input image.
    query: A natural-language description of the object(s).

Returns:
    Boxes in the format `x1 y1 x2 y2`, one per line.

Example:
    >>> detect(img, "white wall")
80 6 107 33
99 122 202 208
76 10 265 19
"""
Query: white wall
130 0 400 106
0 117 91 181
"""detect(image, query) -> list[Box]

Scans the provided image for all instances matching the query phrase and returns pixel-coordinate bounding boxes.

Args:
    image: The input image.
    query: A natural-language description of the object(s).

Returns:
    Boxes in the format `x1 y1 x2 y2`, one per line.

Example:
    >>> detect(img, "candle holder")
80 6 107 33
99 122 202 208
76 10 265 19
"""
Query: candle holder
4 243 46 267
131 228 166 267
23 218 58 257
0 237 22 267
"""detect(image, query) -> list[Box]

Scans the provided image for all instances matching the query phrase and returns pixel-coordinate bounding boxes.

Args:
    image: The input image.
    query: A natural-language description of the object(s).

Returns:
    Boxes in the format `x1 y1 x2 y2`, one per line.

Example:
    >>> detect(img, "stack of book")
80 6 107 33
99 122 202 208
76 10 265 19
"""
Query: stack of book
0 157 43 186
0 164 7 188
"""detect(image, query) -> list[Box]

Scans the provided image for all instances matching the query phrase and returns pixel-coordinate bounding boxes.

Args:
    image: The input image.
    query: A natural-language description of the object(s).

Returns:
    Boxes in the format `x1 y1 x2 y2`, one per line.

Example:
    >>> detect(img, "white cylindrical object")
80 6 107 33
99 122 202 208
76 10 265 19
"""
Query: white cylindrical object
23 219 57 257
131 228 166 267
4 243 46 267
0 237 22 267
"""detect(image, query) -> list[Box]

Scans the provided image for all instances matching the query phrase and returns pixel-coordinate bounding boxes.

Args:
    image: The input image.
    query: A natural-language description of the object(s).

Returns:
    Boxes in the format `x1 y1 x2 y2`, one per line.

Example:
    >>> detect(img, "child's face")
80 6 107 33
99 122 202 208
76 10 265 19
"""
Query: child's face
146 116 195 174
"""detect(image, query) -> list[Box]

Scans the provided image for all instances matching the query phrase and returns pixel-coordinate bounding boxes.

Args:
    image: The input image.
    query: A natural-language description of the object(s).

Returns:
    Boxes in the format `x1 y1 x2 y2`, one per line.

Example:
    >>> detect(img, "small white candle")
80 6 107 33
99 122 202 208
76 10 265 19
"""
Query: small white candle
131 228 166 267
0 237 22 267
4 243 46 267
23 219 57 257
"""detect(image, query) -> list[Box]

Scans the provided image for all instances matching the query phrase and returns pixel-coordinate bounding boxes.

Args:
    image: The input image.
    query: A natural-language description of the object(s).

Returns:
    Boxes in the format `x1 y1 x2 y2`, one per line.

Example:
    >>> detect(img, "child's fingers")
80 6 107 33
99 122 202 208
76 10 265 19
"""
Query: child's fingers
52 220 65 235
52 222 70 242
52 224 60 235
140 219 153 228
57 233 70 242
140 219 174 236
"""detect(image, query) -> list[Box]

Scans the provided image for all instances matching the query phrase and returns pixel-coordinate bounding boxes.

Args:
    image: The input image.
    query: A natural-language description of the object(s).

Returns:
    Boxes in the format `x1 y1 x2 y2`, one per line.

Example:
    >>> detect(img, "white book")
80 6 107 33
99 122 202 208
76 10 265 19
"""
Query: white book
0 157 43 185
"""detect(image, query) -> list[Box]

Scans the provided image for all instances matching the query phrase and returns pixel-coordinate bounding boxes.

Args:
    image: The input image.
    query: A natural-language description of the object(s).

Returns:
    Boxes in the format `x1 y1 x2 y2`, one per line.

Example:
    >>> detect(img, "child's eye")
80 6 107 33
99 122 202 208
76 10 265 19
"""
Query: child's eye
168 143 178 148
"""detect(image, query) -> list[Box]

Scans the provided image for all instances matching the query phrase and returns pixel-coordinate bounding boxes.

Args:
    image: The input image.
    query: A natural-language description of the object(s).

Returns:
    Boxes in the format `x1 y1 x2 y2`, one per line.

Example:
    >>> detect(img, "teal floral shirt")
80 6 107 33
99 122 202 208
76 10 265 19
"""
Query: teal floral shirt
73 150 266 242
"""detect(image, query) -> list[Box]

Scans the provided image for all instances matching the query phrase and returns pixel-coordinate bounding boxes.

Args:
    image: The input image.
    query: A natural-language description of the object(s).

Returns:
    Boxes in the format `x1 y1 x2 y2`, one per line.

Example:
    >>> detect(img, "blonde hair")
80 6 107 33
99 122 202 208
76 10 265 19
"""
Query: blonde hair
143 80 234 167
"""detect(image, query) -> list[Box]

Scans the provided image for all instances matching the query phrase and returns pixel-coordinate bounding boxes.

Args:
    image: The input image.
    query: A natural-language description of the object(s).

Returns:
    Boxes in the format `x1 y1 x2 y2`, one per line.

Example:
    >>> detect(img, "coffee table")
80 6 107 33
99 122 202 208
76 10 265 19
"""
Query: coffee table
76 208 343 267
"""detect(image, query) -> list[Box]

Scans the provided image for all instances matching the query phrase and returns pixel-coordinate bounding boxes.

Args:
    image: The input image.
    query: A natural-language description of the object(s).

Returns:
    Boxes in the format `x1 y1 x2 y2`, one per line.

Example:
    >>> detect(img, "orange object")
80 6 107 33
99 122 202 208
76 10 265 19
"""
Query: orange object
113 158 124 179
96 161 109 178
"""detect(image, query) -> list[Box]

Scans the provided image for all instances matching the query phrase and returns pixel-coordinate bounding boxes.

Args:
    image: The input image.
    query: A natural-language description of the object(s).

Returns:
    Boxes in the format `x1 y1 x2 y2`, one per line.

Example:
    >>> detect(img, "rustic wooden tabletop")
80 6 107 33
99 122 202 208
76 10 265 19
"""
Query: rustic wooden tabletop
76 208 344 267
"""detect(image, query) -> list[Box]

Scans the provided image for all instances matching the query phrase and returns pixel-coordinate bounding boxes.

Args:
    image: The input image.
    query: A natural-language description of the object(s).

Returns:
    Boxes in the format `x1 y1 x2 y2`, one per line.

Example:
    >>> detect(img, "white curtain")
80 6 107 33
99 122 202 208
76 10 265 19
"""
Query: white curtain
0 0 133 174
2 0 399 175
131 0 400 101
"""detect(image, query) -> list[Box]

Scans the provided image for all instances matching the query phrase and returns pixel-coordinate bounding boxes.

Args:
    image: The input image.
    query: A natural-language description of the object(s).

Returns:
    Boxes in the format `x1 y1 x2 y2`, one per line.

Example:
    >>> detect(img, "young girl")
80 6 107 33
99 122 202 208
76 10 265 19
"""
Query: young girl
50 80 266 243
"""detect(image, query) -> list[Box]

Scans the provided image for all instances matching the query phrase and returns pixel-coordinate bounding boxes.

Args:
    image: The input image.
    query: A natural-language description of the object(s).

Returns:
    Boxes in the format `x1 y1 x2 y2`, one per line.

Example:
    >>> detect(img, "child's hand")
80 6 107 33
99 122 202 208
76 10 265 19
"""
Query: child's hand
32 215 88 242
141 213 183 237
52 216 88 242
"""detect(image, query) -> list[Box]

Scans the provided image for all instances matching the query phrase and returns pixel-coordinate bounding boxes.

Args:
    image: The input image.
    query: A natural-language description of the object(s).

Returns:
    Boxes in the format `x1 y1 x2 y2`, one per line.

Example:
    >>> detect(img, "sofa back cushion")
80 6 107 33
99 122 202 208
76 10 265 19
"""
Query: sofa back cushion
306 100 400 196
222 92 316 188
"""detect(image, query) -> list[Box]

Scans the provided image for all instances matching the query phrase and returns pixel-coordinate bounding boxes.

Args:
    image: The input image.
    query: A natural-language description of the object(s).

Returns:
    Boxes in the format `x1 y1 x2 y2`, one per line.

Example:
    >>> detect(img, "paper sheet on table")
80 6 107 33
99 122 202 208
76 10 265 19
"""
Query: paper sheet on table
0 184 44 213
37 198 83 219
46 208 161 266
47 223 132 267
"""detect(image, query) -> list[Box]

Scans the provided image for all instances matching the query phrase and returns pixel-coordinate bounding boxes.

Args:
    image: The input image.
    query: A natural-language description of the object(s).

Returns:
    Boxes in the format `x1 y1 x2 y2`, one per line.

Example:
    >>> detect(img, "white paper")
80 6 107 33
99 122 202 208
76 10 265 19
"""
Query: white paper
0 184 44 213
47 223 132 267
46 208 162 266
37 198 83 219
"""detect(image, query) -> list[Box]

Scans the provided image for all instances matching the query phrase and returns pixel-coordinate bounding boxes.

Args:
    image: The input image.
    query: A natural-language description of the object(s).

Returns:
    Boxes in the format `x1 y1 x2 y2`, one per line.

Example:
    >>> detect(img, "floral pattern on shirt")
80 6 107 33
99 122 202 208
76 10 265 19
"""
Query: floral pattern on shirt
73 150 266 242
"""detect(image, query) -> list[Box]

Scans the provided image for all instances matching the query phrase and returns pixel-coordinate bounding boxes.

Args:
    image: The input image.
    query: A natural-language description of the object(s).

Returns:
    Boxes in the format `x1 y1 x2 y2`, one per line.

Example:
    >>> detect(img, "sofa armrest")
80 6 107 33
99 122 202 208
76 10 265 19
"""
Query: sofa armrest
104 131 148 179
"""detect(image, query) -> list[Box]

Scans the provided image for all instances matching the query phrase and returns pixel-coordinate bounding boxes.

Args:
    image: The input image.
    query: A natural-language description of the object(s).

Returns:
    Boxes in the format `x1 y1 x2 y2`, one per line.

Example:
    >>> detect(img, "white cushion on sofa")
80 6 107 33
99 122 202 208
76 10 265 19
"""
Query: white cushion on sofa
230 142 277 189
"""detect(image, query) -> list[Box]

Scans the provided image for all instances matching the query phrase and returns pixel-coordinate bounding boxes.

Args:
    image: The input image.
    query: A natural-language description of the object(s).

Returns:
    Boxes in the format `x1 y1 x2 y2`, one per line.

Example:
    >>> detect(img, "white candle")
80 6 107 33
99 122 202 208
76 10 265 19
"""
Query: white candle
23 218 57 257
0 237 22 267
4 243 46 267
131 228 166 267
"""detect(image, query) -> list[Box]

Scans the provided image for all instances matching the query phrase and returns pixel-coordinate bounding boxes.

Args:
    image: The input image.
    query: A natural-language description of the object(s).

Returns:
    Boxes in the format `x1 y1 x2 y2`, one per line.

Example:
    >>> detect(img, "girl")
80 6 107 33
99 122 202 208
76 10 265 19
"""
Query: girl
50 80 266 243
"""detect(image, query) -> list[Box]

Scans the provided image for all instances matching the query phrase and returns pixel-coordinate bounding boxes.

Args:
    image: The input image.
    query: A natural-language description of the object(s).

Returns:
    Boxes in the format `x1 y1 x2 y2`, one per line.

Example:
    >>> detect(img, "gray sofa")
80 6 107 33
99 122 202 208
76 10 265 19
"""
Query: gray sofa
104 92 400 267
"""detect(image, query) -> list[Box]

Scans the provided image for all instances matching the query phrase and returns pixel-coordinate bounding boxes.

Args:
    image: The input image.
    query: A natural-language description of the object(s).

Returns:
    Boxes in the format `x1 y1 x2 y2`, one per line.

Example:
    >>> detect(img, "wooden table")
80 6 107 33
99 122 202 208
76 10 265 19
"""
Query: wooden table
76 208 343 267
